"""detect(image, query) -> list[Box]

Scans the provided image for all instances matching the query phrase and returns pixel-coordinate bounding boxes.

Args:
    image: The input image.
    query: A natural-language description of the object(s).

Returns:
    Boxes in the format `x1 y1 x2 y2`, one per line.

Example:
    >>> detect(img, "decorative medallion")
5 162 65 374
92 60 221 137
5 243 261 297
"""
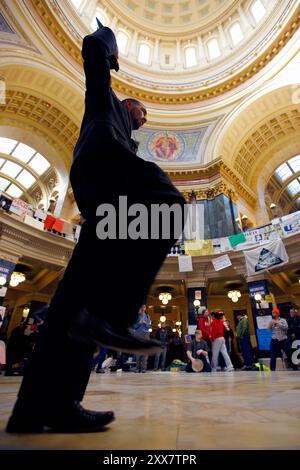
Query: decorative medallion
147 131 185 161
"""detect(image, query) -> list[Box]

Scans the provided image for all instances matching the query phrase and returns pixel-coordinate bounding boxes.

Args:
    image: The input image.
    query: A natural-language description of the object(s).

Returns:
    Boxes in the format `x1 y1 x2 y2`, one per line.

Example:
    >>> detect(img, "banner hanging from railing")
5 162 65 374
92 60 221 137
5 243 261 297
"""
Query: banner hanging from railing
244 239 289 276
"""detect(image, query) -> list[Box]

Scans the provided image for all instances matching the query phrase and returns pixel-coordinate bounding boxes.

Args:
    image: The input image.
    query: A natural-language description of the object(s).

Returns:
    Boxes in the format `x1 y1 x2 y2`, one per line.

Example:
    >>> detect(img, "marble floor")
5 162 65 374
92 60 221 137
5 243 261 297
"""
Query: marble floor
0 370 300 450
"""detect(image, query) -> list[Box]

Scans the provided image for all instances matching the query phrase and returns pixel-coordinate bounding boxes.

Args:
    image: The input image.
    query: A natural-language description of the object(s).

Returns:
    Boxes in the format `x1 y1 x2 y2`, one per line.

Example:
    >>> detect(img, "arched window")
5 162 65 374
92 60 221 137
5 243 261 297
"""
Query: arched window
185 46 197 68
275 155 300 182
116 31 129 55
207 38 221 60
229 22 244 46
250 0 266 23
138 43 151 65
276 163 293 182
0 137 50 199
287 178 300 196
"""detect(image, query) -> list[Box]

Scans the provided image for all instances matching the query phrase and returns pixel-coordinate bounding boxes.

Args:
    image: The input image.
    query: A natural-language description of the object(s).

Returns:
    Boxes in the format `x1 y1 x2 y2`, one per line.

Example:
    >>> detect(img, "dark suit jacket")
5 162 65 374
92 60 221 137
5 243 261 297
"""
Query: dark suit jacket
73 35 137 165
71 34 184 220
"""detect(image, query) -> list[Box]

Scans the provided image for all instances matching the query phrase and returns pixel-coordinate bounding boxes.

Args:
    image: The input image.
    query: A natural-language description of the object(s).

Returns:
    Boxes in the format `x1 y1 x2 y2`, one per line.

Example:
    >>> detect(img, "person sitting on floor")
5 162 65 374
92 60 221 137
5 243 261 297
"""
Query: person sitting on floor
185 329 212 373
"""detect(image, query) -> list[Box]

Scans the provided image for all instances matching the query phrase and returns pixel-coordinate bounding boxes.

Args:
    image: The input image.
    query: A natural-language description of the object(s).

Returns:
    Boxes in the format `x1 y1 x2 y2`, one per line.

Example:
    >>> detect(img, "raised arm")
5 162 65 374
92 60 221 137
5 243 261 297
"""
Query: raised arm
82 36 112 106
81 22 119 109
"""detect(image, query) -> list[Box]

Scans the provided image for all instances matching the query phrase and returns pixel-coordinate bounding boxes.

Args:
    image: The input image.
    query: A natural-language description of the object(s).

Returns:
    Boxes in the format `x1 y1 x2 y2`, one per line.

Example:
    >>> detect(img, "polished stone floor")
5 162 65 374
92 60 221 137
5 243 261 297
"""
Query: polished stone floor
0 370 300 450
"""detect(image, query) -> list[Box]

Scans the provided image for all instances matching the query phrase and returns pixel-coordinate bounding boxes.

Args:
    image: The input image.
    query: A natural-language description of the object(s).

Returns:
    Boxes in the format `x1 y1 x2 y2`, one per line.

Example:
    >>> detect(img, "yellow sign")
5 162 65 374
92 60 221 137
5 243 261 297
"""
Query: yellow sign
265 295 272 303
184 240 214 256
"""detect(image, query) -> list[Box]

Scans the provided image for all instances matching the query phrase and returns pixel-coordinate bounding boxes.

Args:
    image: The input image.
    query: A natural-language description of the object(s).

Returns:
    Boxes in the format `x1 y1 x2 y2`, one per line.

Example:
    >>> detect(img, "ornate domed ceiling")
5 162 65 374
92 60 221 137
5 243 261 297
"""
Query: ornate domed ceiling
62 0 300 102
99 0 236 33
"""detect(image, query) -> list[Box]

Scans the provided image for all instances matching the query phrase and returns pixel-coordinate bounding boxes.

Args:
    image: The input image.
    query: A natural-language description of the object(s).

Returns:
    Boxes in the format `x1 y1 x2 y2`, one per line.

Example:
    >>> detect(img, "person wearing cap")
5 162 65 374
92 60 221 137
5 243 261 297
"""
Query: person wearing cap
268 308 296 371
7 21 186 434
185 330 212 373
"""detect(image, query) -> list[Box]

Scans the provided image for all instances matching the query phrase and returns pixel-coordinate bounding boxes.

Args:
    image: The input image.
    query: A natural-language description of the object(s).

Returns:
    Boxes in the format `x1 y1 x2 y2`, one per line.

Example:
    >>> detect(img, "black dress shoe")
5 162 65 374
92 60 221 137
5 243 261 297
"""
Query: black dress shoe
6 402 115 433
68 309 162 355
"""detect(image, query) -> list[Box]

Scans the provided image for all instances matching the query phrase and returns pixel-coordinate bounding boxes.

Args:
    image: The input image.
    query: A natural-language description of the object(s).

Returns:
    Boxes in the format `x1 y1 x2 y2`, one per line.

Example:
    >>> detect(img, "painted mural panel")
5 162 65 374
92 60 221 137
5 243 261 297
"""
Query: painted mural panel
133 127 208 163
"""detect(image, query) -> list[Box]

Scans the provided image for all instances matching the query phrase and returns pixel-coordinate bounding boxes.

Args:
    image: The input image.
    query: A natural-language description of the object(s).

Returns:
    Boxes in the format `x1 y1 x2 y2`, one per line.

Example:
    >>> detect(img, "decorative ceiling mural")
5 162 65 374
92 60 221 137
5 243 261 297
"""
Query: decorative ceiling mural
133 127 208 163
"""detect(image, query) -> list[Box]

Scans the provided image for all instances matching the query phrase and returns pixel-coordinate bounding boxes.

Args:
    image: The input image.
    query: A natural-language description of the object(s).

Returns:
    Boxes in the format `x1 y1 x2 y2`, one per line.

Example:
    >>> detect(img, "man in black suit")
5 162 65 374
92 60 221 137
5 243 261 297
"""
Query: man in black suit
7 21 185 433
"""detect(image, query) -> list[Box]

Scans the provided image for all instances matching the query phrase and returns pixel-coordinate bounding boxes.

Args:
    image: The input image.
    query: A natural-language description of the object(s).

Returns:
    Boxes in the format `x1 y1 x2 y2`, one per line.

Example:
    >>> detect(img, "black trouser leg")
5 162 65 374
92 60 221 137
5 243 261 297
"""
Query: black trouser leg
15 154 185 413
270 339 280 371
280 339 296 370
185 362 194 372
199 354 212 372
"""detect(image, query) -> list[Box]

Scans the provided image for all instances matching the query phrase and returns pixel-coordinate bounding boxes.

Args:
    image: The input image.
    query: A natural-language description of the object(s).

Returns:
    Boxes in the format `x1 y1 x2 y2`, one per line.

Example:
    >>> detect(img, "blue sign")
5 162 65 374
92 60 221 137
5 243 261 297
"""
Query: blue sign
0 259 16 291
257 329 272 351
248 280 273 355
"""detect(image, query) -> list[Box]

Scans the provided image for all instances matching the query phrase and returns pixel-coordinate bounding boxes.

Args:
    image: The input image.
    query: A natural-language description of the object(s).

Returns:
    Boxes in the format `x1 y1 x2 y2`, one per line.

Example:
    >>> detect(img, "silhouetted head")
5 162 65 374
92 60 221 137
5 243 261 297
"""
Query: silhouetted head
123 98 147 130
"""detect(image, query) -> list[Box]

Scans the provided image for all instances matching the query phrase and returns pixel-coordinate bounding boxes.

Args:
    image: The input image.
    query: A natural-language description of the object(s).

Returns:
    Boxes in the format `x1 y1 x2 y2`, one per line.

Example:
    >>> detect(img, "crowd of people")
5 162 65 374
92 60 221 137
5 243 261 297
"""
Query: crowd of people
1 305 299 376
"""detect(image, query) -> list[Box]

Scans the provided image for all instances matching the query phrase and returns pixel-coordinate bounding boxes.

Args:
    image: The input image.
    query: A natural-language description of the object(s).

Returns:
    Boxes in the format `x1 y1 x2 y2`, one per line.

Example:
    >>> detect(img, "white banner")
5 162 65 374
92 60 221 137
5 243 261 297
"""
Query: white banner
212 254 232 271
10 199 31 220
24 215 44 231
244 239 289 276
178 255 193 272
34 208 47 221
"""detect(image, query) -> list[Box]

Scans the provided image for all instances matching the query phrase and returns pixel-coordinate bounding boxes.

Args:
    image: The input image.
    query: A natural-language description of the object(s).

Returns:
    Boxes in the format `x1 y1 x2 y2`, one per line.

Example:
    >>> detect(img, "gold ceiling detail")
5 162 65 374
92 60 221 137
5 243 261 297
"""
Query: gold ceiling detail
31 0 300 104
32 0 82 62
181 181 237 203
0 89 80 157
167 159 256 207
103 0 237 33
234 109 300 182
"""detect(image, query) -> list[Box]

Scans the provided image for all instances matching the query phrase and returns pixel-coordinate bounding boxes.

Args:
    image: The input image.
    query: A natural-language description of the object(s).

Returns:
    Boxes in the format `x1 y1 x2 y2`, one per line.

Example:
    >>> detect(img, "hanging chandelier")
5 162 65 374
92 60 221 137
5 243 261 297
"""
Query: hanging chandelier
9 272 26 287
227 290 241 303
159 292 172 305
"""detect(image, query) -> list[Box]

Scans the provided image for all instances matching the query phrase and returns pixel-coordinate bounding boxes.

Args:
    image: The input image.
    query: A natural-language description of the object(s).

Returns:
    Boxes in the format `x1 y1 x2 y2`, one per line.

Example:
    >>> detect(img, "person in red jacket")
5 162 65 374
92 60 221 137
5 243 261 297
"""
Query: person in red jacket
197 309 212 357
211 311 234 372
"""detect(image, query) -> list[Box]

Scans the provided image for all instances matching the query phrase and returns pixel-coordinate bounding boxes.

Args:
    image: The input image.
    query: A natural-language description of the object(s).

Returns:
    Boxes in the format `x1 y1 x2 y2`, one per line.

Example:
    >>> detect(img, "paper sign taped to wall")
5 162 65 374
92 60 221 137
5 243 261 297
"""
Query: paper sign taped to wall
212 254 232 271
178 255 193 272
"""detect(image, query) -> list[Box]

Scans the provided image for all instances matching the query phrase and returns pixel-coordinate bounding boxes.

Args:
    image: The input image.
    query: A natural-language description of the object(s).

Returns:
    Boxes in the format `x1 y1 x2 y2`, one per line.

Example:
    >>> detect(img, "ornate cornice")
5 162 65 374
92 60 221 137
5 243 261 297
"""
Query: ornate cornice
164 159 256 206
31 0 300 104
181 181 237 203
